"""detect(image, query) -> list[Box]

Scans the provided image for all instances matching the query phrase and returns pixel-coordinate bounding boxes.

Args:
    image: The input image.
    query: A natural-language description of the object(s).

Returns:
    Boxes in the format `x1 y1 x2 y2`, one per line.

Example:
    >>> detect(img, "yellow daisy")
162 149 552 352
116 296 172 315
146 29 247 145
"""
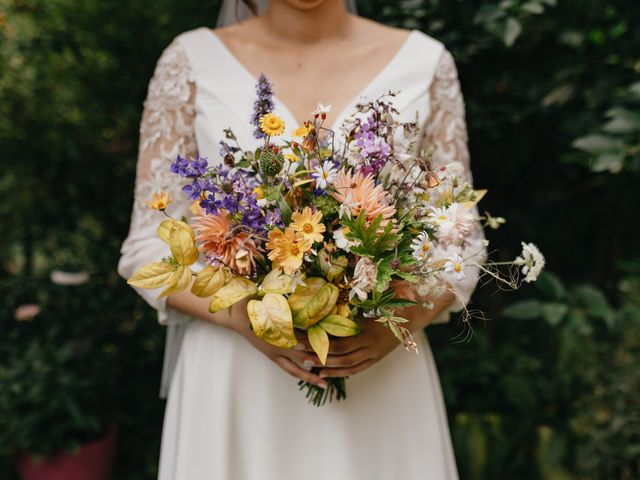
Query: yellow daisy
266 228 312 275
145 191 172 211
259 113 285 136
289 207 325 243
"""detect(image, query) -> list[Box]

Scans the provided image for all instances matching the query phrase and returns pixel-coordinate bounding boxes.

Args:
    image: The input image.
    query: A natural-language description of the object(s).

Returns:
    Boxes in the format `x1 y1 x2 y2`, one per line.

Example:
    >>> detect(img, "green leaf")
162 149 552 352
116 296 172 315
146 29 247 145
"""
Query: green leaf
504 17 522 47
574 285 614 327
573 134 625 154
540 302 569 325
536 271 566 300
502 300 542 320
277 195 292 225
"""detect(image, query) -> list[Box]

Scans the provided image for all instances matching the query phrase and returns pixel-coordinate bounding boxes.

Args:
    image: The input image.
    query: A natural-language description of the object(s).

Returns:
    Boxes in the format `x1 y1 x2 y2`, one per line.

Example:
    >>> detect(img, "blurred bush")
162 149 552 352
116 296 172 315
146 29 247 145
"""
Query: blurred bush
0 0 638 478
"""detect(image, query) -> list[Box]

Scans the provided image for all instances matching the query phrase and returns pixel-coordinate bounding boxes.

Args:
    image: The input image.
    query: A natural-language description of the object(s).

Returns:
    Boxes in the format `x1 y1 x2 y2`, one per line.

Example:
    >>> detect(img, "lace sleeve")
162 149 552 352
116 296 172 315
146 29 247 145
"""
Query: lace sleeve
117 39 197 325
421 49 487 324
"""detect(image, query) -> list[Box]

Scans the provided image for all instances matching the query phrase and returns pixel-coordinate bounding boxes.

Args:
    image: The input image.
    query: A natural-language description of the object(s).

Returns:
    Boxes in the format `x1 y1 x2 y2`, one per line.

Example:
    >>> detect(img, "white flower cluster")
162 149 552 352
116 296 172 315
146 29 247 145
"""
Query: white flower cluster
514 242 545 283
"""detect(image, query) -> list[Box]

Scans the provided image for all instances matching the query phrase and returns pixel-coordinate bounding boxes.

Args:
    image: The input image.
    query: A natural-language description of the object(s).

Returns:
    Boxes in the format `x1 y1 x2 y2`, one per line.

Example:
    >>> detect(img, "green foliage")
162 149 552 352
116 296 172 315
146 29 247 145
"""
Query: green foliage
342 211 401 258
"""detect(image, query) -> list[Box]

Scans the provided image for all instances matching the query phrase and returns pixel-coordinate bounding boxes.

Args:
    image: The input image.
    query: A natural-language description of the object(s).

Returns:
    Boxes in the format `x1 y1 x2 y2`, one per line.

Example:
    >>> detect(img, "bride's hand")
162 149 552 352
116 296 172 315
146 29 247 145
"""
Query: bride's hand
232 319 329 389
314 320 400 379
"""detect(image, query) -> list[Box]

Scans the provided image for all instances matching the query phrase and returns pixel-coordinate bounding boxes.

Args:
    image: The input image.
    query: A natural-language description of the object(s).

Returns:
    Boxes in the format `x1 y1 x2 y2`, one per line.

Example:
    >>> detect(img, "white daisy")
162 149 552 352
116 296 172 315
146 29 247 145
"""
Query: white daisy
312 160 338 190
411 231 433 260
444 254 467 281
514 242 545 283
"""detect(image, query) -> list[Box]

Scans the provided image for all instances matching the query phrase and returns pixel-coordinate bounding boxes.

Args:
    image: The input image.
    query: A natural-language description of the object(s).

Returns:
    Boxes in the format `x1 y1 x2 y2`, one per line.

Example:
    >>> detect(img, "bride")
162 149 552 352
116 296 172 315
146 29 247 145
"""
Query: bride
118 0 485 478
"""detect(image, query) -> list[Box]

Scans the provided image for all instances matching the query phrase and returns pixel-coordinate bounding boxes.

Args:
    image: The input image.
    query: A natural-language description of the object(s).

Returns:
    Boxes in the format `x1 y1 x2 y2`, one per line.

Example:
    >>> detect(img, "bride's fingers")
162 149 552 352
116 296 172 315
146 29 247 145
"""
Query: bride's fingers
318 358 377 378
321 348 371 368
274 356 328 388
327 334 368 355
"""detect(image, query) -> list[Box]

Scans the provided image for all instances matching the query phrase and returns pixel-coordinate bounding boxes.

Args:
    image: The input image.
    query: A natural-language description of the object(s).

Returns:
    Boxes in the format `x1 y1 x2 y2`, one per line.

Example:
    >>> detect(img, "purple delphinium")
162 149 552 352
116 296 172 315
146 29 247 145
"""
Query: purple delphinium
251 74 275 139
170 154 209 178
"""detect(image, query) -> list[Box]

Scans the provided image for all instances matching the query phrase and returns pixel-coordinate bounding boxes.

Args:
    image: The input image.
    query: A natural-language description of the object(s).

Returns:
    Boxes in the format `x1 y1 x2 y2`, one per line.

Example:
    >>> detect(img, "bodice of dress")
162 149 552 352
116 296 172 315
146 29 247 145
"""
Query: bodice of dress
117 27 486 398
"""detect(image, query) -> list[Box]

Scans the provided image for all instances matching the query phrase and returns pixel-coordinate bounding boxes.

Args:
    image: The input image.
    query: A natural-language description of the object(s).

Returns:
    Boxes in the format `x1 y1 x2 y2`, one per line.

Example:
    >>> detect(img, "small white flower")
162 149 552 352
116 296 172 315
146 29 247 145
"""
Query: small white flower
338 191 358 219
312 103 332 115
333 227 360 252
257 198 268 207
514 242 545 283
427 207 449 224
444 254 467 281
411 231 432 260
312 160 338 190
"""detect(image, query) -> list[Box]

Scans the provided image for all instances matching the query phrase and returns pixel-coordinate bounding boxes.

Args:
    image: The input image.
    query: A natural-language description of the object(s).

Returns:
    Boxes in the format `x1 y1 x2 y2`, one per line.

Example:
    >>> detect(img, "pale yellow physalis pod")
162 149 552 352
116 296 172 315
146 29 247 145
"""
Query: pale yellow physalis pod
169 225 199 266
127 262 175 289
157 265 192 298
307 324 329 365
318 315 360 337
247 293 297 349
191 266 226 298
259 268 295 295
208 277 257 313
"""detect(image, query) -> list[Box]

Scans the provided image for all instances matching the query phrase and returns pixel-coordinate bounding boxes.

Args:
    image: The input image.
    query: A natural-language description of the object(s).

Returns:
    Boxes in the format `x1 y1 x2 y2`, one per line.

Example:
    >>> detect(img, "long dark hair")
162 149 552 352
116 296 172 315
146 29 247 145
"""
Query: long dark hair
238 0 258 15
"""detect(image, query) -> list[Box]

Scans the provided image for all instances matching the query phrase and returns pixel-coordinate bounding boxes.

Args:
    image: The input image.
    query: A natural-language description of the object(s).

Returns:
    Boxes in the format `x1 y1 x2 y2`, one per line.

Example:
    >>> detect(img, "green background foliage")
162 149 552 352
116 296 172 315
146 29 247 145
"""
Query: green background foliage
0 0 638 478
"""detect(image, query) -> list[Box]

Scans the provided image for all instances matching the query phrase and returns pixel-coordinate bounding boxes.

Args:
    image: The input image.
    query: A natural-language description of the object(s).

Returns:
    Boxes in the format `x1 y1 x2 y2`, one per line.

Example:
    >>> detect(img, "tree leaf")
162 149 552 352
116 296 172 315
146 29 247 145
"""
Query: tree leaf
540 302 569 325
169 225 199 266
208 277 257 313
291 282 339 328
191 266 226 298
536 271 566 300
127 262 175 289
502 300 542 319
504 17 522 47
318 315 360 337
573 134 625 154
157 266 192 298
247 293 297 349
308 324 329 365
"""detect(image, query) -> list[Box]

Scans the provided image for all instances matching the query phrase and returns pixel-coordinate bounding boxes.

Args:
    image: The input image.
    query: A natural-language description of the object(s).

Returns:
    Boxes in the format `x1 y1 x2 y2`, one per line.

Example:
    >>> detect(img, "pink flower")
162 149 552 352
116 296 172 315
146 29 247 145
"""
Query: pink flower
15 304 40 322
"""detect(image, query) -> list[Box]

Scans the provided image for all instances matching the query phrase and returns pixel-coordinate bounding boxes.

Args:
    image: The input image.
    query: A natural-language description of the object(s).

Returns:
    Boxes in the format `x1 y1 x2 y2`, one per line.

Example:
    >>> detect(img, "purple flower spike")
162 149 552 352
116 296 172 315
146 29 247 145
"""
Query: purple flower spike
251 74 274 140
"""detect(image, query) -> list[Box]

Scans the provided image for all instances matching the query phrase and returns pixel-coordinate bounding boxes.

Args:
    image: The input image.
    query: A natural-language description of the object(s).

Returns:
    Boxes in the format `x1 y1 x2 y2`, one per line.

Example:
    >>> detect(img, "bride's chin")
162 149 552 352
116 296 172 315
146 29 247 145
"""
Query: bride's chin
278 0 333 11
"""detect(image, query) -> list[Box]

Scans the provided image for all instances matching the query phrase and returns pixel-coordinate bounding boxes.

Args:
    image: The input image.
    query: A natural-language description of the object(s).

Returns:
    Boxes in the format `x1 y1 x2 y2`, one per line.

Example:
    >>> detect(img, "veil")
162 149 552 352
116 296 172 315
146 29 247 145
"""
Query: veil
216 0 358 28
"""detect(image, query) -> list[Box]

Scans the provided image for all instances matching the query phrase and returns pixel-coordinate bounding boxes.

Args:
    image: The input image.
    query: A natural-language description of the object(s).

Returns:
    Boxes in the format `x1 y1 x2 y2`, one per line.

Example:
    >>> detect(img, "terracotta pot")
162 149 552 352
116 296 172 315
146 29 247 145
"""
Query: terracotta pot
16 425 118 480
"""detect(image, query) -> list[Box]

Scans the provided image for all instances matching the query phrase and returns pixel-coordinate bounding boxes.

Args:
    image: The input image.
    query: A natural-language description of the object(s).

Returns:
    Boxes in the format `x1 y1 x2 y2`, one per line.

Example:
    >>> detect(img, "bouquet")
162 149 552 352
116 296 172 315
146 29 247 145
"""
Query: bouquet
128 75 545 405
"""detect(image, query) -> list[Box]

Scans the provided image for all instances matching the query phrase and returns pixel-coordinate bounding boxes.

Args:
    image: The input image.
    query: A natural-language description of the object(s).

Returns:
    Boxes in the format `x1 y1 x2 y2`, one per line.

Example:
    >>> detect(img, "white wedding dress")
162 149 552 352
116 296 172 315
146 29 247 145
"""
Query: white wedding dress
118 26 485 480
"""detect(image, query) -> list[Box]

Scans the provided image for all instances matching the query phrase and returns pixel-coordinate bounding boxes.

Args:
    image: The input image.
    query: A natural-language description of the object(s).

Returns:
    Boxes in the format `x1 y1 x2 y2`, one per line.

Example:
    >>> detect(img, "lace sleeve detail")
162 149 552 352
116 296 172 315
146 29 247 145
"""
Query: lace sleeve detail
117 39 197 324
421 49 487 324
423 49 471 178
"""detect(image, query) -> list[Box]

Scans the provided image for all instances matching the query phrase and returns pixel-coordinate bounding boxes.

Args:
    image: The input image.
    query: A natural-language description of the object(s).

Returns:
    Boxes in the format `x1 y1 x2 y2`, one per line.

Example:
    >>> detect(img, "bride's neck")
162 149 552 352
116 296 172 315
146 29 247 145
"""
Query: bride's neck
260 1 352 44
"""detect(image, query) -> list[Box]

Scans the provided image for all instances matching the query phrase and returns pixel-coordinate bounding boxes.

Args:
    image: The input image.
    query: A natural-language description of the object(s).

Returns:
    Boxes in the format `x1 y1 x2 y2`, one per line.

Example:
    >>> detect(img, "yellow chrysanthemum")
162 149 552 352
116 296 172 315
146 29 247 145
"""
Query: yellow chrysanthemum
266 228 312 275
145 191 172 211
289 207 325 243
259 113 285 136
285 153 299 163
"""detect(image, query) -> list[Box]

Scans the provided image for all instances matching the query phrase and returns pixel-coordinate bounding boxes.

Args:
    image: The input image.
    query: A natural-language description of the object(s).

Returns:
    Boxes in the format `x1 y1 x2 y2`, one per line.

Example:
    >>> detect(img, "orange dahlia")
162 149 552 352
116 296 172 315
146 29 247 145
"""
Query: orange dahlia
192 211 263 276
331 170 396 224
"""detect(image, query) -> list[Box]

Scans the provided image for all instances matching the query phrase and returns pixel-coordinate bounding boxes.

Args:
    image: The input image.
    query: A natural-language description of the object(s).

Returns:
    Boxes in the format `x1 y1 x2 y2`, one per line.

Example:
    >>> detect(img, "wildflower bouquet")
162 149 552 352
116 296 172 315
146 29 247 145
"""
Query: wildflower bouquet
129 75 545 405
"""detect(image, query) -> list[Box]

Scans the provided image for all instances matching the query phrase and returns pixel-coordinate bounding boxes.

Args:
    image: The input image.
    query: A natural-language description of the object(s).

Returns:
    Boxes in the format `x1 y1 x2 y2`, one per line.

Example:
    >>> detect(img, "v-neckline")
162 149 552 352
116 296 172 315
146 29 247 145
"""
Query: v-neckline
204 28 417 132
